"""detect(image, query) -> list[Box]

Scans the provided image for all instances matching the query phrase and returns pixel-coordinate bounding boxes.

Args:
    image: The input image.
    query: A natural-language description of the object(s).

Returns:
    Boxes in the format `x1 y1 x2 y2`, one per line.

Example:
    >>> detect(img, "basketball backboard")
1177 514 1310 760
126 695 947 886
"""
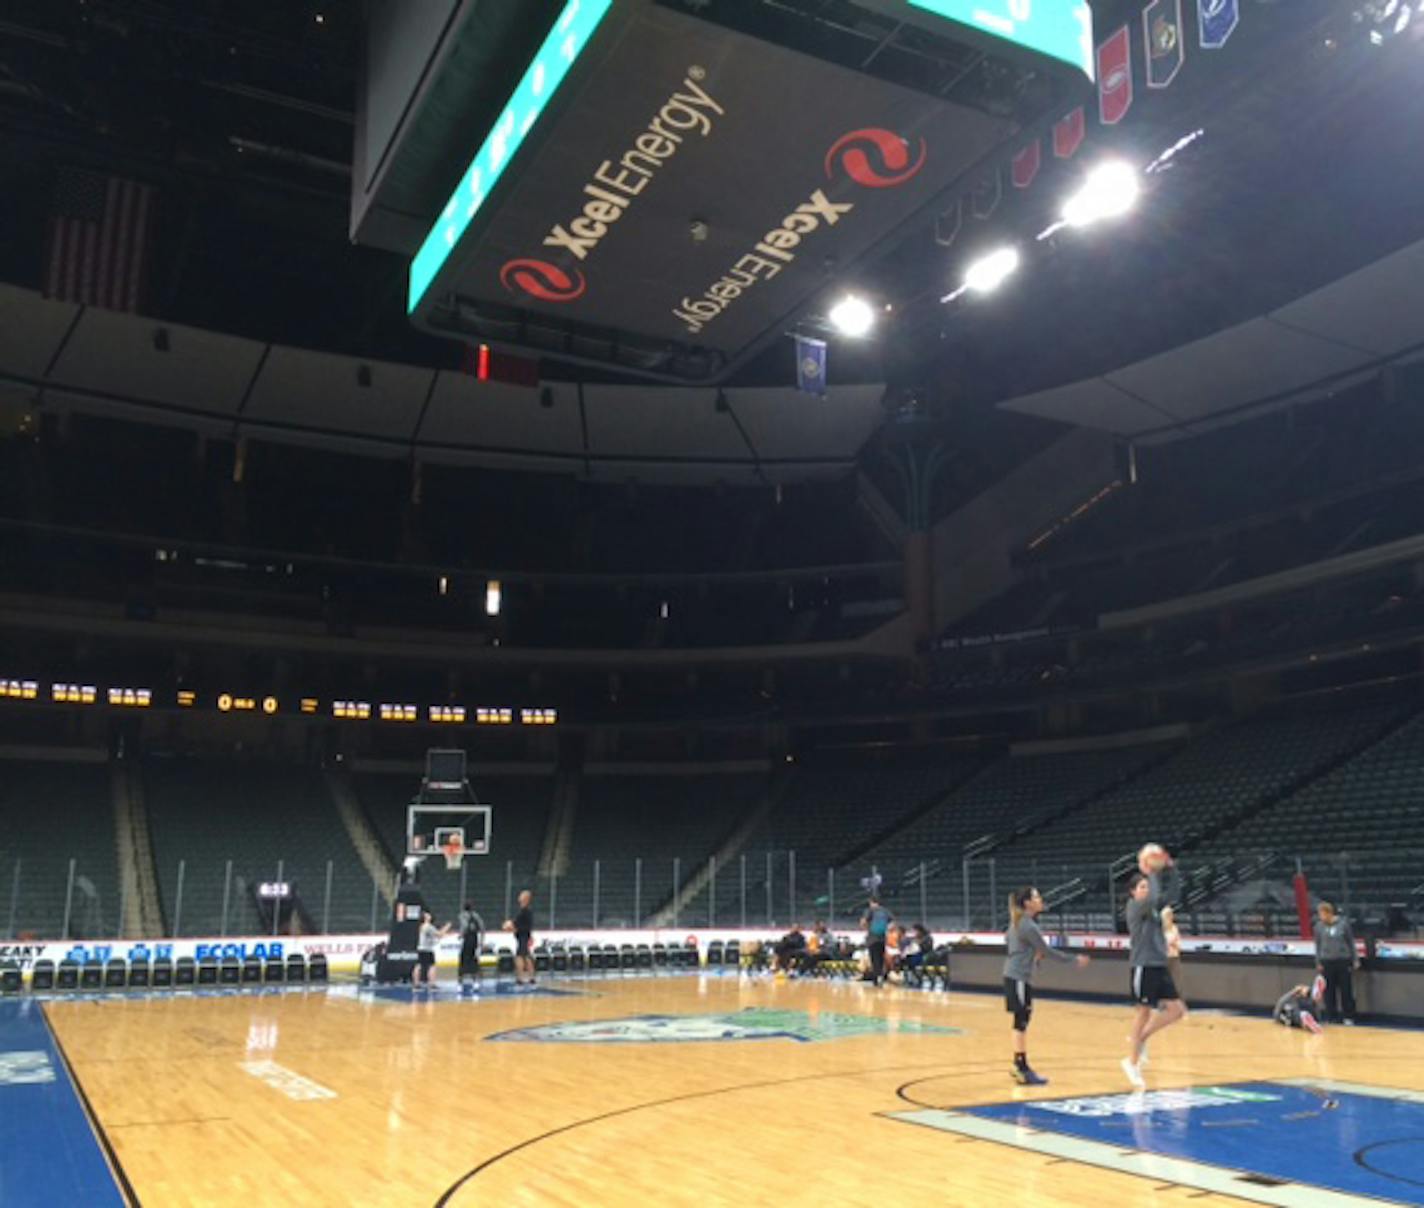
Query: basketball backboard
407 804 491 860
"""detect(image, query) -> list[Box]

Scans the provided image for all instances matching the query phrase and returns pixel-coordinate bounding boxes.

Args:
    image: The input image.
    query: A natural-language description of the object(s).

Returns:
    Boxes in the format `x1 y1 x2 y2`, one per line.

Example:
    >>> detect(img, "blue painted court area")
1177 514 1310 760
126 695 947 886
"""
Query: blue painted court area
965 1081 1424 1204
0 999 127 1207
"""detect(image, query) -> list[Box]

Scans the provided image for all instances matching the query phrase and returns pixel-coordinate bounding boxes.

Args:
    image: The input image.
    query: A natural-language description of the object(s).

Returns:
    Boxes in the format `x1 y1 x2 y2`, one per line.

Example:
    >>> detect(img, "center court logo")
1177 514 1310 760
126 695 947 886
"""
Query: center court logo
487 1008 959 1044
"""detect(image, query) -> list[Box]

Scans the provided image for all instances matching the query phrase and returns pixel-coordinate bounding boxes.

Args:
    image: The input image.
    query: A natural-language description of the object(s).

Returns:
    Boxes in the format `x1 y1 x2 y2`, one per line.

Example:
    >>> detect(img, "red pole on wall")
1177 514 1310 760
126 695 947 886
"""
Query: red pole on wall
1292 858 1312 939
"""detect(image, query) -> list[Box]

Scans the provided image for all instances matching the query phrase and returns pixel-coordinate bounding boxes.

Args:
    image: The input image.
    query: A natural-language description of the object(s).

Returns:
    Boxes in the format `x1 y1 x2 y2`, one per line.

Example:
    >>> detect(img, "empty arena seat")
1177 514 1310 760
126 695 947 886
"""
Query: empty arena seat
31 960 55 991
681 942 698 968
56 959 81 990
568 945 586 972
551 949 568 973
150 957 172 987
725 940 741 967
80 962 103 990
308 954 328 983
707 940 725 967
496 951 515 977
533 948 550 974
242 956 263 983
1 963 21 993
602 944 619 973
652 943 668 967
585 946 602 971
197 957 219 985
174 957 196 986
219 957 241 985
263 958 285 983
619 944 636 971
286 954 307 983
127 957 151 987
104 959 126 989
635 944 653 970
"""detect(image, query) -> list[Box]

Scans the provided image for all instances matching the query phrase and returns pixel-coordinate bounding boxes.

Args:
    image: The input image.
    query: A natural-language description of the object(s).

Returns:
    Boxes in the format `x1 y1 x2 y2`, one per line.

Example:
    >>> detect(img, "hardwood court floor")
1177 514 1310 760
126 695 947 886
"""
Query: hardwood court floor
43 974 1424 1207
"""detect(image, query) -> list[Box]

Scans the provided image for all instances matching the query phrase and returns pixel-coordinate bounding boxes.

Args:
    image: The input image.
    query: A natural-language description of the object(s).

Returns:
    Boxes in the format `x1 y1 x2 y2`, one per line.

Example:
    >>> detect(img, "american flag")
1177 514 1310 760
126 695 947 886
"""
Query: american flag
45 169 154 312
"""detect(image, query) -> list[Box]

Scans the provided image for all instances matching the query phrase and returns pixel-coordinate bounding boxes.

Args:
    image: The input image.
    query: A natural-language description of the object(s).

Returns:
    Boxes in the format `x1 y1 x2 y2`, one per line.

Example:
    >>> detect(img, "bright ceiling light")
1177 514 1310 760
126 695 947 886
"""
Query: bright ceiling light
1061 160 1141 228
963 247 1021 294
829 295 875 337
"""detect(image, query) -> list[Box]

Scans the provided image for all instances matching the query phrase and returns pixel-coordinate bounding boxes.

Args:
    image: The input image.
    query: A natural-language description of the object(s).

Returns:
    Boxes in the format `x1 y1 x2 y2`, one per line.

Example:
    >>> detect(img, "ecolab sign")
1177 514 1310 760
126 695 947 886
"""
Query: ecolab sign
500 75 725 304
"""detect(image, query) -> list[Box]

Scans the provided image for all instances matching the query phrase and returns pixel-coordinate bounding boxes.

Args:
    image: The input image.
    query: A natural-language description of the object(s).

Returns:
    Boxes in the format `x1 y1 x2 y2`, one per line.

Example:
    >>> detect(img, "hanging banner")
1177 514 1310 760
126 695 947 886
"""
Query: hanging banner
1144 0 1186 88
1053 107 1086 159
970 169 1002 219
794 336 827 396
1096 26 1133 126
1011 139 1042 189
1197 0 1240 50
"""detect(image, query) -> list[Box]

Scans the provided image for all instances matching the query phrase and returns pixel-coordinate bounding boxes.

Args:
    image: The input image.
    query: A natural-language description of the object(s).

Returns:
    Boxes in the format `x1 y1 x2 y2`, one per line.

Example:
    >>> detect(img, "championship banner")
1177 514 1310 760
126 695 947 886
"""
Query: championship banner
1144 0 1185 89
1011 139 1042 189
970 169 1002 219
1096 25 1133 126
933 197 963 247
794 335 827 396
1053 107 1086 159
1197 0 1240 50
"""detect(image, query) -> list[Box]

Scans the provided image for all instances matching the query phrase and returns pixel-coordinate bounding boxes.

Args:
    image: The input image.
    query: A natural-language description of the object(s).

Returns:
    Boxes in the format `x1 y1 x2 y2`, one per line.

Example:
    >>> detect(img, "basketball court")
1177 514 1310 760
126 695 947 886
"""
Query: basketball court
10 971 1424 1205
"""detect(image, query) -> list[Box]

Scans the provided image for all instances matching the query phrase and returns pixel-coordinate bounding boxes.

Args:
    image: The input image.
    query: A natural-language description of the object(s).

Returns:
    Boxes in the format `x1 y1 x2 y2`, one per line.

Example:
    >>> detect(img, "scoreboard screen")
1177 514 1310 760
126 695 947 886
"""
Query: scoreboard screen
905 1 1095 82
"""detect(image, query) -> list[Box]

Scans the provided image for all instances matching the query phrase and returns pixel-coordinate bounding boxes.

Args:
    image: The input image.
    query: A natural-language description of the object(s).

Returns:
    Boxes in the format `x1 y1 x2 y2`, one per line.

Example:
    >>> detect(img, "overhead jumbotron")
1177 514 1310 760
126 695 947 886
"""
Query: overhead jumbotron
352 0 1093 383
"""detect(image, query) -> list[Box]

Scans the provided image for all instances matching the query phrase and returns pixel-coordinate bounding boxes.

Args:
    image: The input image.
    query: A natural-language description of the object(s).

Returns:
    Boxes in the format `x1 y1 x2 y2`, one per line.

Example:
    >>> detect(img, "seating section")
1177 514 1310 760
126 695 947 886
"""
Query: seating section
552 773 769 927
984 703 1402 915
844 744 1167 922
1196 711 1424 919
0 759 116 940
350 770 553 929
145 758 372 937
675 752 986 927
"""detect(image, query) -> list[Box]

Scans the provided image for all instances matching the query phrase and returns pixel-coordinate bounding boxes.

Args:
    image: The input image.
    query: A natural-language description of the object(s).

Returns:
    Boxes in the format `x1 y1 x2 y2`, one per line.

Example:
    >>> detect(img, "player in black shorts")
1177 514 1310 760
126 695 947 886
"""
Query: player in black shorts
503 889 535 987
1122 850 1186 1088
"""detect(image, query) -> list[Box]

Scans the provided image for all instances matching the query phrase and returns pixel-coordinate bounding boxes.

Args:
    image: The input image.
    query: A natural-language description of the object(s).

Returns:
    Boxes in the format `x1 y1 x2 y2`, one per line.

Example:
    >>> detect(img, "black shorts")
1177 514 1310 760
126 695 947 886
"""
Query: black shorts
1129 965 1179 1007
515 934 532 958
1004 977 1033 1028
418 951 435 971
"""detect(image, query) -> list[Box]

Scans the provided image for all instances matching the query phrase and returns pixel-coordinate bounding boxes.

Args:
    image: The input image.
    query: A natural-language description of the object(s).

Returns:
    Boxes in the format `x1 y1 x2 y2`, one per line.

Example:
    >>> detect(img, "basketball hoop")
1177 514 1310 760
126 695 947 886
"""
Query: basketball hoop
442 839 464 872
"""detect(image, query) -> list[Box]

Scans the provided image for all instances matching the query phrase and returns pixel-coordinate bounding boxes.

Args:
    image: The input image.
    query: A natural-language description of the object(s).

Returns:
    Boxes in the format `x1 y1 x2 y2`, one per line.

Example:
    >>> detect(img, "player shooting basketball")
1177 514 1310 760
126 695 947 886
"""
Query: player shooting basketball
1122 843 1186 1088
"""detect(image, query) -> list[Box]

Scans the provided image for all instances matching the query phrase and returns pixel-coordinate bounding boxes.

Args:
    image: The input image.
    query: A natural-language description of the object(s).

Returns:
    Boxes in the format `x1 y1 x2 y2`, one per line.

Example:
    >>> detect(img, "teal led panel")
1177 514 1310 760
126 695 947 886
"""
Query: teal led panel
906 1 1095 81
408 0 614 313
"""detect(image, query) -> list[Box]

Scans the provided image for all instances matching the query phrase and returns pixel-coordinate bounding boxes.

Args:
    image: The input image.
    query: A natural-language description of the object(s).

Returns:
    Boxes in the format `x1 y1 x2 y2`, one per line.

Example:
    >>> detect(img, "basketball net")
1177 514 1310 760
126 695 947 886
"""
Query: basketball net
442 840 463 872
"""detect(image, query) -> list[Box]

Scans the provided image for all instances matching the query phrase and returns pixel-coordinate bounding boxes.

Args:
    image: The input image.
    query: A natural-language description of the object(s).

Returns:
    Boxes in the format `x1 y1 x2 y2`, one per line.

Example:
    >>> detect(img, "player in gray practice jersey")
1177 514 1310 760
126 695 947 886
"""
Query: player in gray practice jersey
1004 886 1089 1086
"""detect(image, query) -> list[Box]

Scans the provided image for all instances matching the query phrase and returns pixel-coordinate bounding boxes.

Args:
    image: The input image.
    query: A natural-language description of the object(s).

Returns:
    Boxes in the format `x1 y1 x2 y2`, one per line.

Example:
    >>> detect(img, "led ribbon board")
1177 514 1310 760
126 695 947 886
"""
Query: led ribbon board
905 1 1095 81
408 0 615 313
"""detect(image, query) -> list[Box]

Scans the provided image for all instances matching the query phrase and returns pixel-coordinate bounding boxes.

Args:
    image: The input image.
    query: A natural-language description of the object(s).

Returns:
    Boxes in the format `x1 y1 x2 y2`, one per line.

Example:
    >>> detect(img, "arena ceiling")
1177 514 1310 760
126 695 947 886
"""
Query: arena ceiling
0 0 1418 449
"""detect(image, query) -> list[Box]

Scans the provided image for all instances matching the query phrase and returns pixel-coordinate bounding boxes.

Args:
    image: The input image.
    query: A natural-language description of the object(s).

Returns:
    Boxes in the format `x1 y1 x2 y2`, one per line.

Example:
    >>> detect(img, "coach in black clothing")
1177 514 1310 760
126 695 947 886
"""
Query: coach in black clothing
504 889 535 986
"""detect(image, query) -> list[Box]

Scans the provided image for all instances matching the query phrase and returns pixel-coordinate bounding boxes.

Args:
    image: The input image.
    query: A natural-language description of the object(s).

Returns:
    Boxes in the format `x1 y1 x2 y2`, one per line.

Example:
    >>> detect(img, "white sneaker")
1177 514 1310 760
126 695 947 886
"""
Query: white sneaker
1121 1057 1146 1089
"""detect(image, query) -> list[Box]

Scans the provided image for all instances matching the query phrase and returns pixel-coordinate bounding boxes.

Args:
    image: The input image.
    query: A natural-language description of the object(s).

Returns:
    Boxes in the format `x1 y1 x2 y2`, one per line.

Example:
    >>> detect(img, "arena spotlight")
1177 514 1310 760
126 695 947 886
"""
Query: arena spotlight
962 247 1021 295
485 579 501 617
828 295 876 338
1061 160 1141 228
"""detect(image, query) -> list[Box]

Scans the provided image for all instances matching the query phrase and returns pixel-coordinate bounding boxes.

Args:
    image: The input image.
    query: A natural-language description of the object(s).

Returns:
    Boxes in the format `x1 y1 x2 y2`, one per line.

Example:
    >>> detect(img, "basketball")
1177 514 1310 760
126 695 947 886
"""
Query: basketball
1138 843 1168 873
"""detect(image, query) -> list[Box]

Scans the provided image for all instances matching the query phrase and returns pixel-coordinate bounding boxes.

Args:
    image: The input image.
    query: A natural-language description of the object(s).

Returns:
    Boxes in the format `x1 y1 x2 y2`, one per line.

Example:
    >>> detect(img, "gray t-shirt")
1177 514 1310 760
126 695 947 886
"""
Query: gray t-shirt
1315 918 1356 963
1004 915 1074 983
1126 867 1180 968
418 922 438 953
